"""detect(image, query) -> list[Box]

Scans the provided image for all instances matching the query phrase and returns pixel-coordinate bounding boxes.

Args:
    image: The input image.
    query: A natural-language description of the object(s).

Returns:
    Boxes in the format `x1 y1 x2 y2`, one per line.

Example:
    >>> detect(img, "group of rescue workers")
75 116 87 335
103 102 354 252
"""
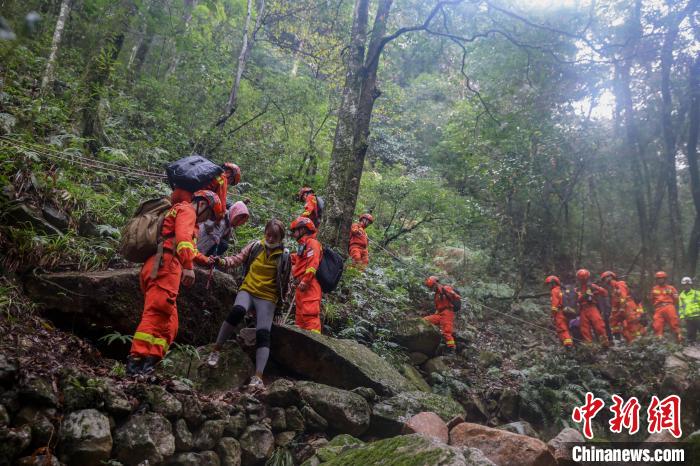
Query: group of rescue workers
124 159 460 391
546 269 700 349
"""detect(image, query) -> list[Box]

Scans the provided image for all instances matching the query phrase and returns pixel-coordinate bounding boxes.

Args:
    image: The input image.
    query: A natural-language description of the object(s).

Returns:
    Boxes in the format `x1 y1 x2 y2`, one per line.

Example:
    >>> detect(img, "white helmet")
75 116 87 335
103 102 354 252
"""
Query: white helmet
681 277 693 285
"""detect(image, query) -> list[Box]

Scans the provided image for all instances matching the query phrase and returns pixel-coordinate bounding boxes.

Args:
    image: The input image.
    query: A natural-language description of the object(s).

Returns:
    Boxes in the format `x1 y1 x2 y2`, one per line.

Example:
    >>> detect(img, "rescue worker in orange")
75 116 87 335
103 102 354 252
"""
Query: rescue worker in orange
349 213 373 270
424 276 461 353
649 271 682 343
298 187 320 227
127 190 221 375
576 269 610 347
206 162 241 220
600 271 644 343
545 275 573 348
290 216 323 333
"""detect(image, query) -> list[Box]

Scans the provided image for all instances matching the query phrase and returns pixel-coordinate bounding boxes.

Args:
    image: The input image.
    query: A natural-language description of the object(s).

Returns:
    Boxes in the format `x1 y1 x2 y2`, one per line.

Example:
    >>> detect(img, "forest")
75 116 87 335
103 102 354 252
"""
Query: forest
1 0 700 465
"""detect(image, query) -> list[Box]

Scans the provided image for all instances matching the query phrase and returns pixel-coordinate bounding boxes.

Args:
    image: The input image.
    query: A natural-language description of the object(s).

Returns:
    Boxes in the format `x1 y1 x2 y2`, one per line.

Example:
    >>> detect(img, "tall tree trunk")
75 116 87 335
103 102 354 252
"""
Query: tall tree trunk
128 1 156 84
660 6 688 280
41 0 72 94
165 0 199 77
322 0 393 251
217 0 265 127
686 55 700 275
81 1 132 153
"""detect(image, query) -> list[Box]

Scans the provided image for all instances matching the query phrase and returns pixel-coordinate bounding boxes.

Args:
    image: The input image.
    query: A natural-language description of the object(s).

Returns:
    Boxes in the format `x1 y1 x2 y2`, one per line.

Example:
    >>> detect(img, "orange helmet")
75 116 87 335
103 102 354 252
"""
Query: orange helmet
359 213 374 224
655 271 668 279
544 275 560 286
298 187 314 200
192 190 222 218
223 163 241 185
576 269 590 282
290 216 316 234
600 271 616 280
425 276 439 288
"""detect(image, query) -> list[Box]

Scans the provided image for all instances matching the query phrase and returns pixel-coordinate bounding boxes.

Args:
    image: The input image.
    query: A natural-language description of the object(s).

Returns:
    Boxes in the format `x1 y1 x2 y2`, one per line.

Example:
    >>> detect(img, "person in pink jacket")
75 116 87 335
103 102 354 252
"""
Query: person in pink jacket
198 200 249 256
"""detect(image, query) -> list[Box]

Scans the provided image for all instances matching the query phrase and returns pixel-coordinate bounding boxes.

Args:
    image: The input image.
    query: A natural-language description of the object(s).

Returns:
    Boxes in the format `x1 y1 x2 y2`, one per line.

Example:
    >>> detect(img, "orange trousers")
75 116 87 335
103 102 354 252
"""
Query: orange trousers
580 306 609 346
653 304 681 342
130 254 181 359
424 309 456 348
295 279 322 333
552 311 573 347
622 303 645 343
610 309 626 336
349 245 369 269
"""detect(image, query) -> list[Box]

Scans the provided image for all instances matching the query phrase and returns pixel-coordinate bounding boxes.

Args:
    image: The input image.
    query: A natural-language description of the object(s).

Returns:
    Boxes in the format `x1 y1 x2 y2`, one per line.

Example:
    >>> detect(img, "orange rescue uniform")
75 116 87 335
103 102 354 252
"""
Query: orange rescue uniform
292 233 323 333
424 285 460 348
550 285 573 347
301 194 320 227
206 174 229 221
649 284 681 341
349 222 369 268
130 202 208 360
576 284 610 346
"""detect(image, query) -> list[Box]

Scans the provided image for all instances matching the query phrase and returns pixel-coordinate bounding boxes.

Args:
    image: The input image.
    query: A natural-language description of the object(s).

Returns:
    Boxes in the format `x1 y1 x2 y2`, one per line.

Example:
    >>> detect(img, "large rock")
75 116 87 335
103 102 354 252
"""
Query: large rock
271 324 414 395
217 437 242 466
24 268 238 345
113 412 175 465
371 391 466 437
422 357 449 376
265 379 300 407
404 412 449 444
547 427 584 466
0 424 32 463
138 385 183 418
497 421 538 438
399 363 431 392
167 451 220 466
58 409 112 466
296 381 370 436
390 318 442 356
193 420 227 451
449 422 556 466
161 342 254 393
239 424 274 465
15 406 56 447
322 433 484 465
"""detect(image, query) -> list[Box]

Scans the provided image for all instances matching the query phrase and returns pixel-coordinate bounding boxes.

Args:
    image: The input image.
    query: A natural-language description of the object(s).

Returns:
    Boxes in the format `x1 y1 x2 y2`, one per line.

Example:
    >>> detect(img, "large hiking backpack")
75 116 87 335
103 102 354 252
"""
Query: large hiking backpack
166 155 223 192
561 284 578 318
316 246 344 293
119 197 172 263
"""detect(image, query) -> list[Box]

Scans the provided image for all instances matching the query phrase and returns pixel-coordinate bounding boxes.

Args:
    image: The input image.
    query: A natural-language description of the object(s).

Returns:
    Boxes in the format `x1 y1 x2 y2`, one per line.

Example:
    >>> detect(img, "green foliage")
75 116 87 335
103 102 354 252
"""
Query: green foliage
266 448 295 466
98 331 133 346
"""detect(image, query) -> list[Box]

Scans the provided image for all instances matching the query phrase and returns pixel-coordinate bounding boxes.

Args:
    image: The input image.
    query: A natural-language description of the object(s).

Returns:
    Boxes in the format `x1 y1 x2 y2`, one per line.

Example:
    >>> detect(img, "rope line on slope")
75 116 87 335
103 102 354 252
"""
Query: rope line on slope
1 136 555 334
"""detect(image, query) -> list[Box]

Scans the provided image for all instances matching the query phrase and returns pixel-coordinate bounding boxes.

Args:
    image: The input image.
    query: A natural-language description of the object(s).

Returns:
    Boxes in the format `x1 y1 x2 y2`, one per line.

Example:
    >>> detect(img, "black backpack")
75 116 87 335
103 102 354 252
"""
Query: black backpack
561 284 578 317
166 155 223 192
316 246 344 293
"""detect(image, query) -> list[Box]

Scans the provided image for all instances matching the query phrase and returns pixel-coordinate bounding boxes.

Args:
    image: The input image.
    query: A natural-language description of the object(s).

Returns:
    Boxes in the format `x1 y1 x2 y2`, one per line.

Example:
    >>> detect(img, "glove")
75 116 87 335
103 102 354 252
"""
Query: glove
298 280 310 292
207 255 219 266
217 257 227 268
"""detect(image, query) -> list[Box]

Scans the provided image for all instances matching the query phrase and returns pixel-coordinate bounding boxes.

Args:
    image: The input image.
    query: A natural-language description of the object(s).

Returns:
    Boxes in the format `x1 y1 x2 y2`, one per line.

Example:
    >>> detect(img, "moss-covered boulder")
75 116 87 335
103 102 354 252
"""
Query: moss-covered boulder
320 433 481 465
271 324 414 395
296 382 371 436
24 268 237 345
399 364 431 392
159 342 253 393
390 318 442 356
370 391 465 437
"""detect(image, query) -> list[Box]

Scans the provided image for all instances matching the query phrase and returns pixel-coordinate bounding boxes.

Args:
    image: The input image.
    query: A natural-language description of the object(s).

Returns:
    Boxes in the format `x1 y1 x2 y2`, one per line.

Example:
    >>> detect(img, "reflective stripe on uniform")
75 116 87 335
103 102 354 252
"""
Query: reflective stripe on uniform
311 329 321 334
305 267 317 275
133 332 169 351
176 241 196 254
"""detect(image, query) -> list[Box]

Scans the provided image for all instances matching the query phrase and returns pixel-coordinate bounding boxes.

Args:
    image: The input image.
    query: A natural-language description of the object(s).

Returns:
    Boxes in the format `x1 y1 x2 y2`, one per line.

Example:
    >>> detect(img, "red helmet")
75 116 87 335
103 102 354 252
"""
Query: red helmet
359 213 374 224
600 271 616 280
298 187 314 200
223 163 241 185
544 275 560 286
192 190 222 216
425 276 439 288
655 271 668 279
290 216 316 234
576 269 590 282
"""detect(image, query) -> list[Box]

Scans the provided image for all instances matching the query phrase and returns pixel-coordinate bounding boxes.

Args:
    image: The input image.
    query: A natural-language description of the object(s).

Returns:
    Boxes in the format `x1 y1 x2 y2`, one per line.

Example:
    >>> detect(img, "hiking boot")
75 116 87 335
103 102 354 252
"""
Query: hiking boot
445 346 456 355
206 351 221 368
126 356 143 376
141 357 159 375
248 375 265 392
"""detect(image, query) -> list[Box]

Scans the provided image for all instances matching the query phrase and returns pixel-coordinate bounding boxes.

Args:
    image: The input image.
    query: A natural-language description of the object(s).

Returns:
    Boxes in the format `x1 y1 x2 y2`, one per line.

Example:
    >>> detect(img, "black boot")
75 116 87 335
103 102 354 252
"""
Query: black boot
126 356 143 376
141 356 159 375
